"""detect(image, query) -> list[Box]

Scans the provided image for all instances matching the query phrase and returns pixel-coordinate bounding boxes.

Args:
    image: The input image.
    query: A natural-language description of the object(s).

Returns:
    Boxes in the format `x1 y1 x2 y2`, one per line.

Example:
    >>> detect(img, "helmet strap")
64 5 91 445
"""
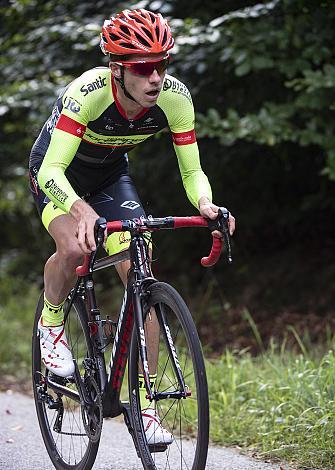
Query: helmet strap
115 66 138 103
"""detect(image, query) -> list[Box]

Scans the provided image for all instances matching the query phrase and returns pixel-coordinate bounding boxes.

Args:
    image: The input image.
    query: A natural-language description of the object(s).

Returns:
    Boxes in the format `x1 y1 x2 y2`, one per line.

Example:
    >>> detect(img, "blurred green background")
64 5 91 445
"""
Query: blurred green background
1 0 335 360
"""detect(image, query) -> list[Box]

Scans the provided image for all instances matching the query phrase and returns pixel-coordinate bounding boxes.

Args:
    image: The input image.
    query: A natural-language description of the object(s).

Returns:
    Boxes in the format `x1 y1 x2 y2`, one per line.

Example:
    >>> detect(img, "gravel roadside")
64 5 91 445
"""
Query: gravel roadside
0 390 288 470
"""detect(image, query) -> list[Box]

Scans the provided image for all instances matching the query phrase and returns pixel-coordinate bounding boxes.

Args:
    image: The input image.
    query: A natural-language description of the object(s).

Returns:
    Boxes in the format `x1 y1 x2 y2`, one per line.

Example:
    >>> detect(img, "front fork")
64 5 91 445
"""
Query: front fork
133 281 154 401
131 233 156 402
131 233 189 404
133 280 189 404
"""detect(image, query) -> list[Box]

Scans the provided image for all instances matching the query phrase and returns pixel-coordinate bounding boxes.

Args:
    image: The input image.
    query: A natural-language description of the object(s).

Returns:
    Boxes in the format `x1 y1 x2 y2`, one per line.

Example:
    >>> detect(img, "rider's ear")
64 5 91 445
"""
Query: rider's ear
110 63 122 79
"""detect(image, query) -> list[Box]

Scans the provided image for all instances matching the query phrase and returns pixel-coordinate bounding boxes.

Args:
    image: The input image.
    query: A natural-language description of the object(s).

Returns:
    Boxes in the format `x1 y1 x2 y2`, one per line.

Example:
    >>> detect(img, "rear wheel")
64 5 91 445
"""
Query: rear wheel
128 282 209 470
32 291 101 470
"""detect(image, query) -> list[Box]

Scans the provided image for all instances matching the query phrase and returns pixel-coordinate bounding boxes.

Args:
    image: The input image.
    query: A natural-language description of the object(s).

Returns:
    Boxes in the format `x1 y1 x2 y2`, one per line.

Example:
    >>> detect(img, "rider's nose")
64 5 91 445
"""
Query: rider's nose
148 69 161 84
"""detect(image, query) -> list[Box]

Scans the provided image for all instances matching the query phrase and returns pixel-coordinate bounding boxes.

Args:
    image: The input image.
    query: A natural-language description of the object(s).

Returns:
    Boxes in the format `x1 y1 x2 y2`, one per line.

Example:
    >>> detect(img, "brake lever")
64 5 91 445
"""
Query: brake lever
207 207 233 264
95 217 107 245
88 217 107 272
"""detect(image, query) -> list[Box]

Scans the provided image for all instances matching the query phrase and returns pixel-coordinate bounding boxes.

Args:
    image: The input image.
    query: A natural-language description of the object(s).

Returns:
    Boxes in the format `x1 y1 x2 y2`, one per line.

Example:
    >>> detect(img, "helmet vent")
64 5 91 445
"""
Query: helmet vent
162 29 167 46
109 33 120 41
120 25 131 35
142 27 153 41
120 42 137 49
134 31 151 48
134 16 145 24
102 9 174 55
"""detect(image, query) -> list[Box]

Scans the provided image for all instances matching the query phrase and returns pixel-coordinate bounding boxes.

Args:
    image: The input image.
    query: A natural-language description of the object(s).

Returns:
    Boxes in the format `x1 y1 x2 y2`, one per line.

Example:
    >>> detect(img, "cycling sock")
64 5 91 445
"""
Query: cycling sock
41 295 65 326
139 373 157 411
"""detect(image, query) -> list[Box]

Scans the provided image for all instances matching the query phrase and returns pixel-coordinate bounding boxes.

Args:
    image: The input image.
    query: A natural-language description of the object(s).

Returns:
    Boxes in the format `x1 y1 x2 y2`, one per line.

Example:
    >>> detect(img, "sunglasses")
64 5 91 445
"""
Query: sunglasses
116 57 170 77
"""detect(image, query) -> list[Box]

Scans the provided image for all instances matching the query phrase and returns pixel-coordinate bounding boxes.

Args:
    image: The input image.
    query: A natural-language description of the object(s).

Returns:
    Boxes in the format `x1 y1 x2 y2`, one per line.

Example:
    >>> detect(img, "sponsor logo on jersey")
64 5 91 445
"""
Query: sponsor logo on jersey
64 96 81 114
172 130 197 146
136 124 159 131
46 106 61 135
80 76 107 96
119 232 130 244
29 169 39 195
103 117 123 131
136 116 158 131
84 133 148 146
163 78 192 104
44 179 68 205
56 114 86 138
120 201 140 210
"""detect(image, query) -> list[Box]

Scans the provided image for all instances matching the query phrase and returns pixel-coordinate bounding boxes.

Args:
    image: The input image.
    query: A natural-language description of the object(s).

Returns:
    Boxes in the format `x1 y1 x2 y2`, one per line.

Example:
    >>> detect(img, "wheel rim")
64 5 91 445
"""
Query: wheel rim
33 301 98 468
138 296 209 470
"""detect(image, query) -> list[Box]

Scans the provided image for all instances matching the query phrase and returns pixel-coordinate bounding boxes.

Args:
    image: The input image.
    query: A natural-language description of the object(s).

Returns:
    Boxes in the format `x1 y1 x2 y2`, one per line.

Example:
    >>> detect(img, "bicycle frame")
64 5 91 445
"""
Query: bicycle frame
44 210 232 423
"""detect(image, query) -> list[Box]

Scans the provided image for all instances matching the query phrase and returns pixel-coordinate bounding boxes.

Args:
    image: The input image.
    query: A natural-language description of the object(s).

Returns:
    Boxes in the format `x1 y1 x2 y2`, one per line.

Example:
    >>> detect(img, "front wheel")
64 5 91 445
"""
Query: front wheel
32 291 101 470
128 282 209 470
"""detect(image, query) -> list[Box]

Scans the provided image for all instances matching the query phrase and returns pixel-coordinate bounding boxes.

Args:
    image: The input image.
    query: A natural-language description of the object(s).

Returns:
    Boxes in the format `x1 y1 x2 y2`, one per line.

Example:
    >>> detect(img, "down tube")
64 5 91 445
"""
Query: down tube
103 287 134 418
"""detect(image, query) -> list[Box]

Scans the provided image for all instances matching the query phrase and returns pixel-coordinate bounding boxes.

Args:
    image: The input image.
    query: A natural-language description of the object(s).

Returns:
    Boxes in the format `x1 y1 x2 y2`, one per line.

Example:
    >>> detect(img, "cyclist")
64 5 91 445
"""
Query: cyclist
29 8 235 444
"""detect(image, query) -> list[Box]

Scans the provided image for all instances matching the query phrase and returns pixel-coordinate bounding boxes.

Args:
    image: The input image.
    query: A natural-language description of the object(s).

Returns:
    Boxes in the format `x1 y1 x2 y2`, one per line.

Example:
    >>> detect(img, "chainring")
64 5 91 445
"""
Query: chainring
81 376 103 443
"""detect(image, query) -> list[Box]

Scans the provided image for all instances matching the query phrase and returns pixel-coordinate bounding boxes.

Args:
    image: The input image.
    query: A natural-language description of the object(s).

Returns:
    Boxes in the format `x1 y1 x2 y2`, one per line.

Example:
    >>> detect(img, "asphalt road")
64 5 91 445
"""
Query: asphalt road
0 390 288 470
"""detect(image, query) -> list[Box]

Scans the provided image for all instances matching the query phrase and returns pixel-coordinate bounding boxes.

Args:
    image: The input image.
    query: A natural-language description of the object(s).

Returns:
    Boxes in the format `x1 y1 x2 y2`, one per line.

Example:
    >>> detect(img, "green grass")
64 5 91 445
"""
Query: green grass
207 345 335 469
0 276 39 382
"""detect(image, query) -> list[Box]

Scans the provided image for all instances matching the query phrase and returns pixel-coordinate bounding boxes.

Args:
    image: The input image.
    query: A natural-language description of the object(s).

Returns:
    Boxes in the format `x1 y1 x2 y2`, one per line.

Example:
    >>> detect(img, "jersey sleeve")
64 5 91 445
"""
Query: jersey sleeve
37 78 90 213
174 142 212 208
161 76 212 208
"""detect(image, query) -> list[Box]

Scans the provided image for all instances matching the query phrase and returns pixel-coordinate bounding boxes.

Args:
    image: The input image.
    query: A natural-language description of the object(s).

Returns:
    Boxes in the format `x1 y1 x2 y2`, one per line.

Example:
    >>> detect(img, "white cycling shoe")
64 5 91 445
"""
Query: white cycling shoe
38 318 75 378
142 407 173 445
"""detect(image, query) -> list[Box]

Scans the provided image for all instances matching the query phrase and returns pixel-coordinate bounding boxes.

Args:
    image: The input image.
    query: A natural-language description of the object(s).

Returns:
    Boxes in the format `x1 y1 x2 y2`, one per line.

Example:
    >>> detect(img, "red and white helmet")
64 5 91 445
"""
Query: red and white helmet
100 9 174 56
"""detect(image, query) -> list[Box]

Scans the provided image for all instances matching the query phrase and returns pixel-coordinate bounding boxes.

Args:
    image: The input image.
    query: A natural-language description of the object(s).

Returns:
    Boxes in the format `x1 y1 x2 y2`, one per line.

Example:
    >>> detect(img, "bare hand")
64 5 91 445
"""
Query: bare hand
69 200 100 254
198 197 235 237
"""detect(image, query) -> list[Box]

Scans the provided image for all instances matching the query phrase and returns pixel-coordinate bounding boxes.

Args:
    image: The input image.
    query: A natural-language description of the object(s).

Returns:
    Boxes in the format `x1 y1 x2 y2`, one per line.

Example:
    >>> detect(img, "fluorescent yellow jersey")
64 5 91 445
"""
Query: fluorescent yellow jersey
30 67 212 212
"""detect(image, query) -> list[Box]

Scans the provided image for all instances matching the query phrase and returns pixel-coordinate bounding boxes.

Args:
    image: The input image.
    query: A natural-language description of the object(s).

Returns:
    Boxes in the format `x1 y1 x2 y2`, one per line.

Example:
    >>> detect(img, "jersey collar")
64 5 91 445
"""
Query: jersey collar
111 76 149 121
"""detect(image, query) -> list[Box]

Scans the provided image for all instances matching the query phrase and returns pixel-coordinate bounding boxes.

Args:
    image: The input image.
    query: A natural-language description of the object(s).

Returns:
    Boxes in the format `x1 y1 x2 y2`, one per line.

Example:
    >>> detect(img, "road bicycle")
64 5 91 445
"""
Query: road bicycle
32 208 232 470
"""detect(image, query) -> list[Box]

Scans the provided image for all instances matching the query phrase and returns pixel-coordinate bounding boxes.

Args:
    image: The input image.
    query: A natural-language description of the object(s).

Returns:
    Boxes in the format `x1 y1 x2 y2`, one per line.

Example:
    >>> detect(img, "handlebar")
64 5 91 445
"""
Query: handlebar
76 209 232 276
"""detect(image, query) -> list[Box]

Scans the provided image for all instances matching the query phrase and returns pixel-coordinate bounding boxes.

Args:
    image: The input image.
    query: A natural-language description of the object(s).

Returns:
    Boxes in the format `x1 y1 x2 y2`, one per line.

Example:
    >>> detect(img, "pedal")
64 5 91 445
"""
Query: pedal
122 402 168 454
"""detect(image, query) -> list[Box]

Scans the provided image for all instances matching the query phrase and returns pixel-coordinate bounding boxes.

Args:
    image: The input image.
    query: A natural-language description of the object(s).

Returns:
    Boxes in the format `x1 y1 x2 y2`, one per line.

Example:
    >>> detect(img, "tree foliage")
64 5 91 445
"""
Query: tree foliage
187 0 335 179
0 0 334 301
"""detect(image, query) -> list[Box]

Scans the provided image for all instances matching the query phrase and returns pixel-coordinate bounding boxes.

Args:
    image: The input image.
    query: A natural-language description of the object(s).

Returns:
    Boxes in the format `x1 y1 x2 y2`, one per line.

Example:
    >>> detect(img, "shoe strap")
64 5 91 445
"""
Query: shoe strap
142 410 162 427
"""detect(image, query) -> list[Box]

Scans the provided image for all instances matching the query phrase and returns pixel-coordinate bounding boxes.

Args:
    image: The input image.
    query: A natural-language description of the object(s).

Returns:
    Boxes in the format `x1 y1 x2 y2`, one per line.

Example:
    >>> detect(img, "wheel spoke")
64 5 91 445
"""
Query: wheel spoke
129 282 209 469
32 294 100 468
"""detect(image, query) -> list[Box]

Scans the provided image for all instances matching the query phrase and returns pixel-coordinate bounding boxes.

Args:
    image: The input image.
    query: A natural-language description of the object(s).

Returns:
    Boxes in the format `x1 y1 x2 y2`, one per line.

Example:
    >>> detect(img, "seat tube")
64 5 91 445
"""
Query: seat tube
83 273 108 391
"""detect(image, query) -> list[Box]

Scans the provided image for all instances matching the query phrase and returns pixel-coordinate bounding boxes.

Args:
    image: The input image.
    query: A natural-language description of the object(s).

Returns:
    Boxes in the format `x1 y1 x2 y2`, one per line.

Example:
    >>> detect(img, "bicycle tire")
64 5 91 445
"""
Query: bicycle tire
128 281 209 470
32 291 100 470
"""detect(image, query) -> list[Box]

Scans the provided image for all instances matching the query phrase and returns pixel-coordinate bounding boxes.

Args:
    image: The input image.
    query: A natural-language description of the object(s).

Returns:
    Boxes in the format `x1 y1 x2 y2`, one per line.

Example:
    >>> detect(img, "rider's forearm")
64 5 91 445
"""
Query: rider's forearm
182 170 212 208
37 128 82 212
174 142 212 208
